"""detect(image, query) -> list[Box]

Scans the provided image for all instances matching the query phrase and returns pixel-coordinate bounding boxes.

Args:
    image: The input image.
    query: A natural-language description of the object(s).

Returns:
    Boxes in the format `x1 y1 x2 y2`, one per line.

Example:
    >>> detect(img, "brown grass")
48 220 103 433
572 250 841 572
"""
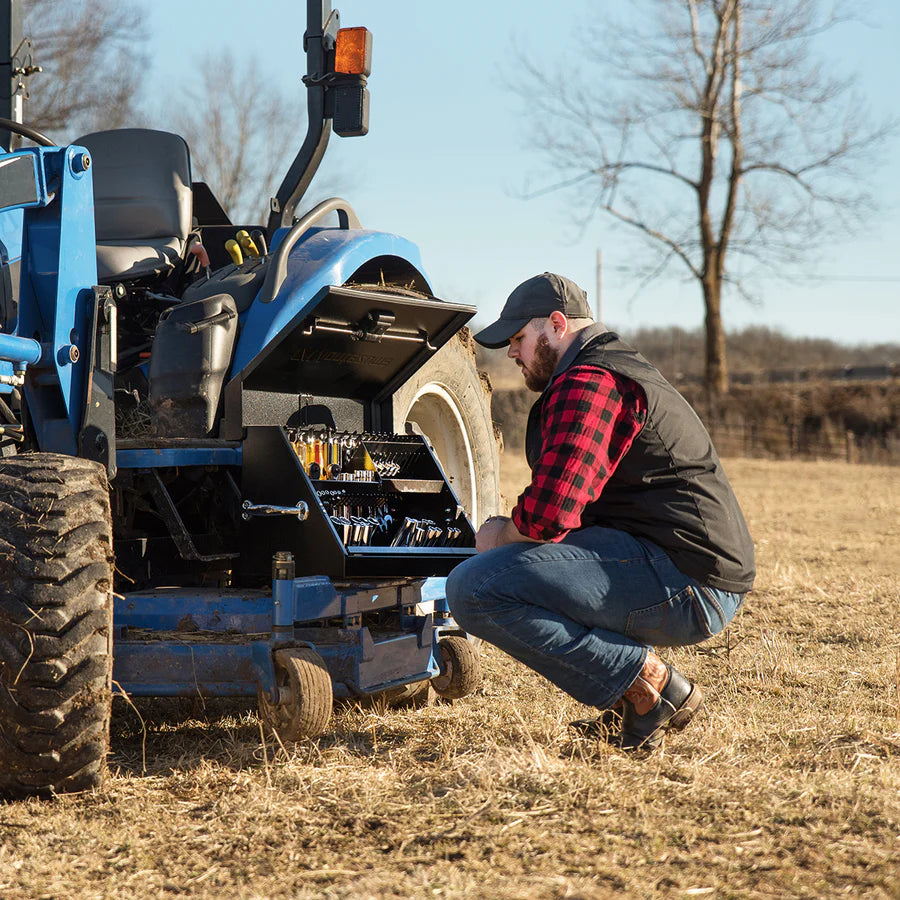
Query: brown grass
0 458 898 899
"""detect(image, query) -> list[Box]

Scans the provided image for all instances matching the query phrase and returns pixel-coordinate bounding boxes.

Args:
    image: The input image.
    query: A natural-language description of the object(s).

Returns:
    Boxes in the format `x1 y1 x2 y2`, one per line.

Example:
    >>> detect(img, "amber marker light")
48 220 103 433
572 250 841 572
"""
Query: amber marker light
334 27 373 76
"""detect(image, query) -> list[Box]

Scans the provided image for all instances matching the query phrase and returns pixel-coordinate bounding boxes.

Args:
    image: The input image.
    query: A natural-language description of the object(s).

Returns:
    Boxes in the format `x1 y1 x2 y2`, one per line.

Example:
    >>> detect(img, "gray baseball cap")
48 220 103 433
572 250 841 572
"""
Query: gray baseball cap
474 272 592 349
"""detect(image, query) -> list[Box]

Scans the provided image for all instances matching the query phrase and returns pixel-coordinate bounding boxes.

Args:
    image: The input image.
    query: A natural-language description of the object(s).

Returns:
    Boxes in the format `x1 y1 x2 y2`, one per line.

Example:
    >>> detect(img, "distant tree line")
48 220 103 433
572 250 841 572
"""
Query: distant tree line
476 324 899 386
482 325 899 464
617 325 899 383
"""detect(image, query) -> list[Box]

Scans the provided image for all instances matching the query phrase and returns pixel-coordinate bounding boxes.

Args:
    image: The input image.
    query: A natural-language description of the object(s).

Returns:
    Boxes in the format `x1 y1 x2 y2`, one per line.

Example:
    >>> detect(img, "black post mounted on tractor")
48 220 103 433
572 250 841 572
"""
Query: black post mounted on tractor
0 0 22 152
0 0 40 152
266 0 371 237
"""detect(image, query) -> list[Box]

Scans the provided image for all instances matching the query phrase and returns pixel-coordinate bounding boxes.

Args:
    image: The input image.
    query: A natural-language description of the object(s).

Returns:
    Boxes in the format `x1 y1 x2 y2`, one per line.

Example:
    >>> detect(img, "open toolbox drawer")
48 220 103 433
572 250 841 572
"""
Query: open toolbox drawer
239 424 477 580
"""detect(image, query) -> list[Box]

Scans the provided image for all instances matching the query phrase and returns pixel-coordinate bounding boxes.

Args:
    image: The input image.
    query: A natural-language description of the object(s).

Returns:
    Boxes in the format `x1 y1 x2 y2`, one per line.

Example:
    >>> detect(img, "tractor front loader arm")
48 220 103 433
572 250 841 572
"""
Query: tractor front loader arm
0 143 115 470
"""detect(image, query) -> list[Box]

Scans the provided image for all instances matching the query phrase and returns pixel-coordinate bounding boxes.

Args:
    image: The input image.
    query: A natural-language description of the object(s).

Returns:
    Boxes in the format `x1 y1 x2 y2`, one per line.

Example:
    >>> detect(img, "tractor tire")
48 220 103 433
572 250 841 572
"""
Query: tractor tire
258 647 333 742
431 636 481 700
0 453 114 798
393 328 501 524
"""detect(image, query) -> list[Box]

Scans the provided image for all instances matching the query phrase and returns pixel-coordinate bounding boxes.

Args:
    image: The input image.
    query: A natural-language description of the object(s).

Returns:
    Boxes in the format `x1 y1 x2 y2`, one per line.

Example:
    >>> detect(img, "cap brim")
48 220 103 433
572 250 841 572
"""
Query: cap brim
473 317 531 349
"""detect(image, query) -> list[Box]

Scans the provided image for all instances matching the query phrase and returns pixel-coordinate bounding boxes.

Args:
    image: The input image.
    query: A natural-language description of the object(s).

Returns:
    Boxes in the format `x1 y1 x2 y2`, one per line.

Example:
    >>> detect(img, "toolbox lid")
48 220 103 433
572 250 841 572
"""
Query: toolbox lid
240 285 476 399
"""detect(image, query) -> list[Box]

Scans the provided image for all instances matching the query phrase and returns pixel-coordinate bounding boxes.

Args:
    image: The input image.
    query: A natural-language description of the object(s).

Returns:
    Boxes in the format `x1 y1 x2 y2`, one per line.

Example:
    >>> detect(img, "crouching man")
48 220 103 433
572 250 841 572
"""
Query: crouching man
446 273 754 752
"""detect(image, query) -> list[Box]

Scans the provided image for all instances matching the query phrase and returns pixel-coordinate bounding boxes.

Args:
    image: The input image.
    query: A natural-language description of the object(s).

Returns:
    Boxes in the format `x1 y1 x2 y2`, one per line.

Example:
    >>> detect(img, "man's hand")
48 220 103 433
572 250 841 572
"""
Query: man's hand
475 516 510 553
475 515 545 553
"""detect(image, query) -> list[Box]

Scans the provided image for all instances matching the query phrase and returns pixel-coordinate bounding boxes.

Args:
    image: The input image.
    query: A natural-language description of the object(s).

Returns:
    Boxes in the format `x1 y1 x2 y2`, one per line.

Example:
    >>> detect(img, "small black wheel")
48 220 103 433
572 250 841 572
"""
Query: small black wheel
258 647 333 742
431 636 481 700
0 453 114 797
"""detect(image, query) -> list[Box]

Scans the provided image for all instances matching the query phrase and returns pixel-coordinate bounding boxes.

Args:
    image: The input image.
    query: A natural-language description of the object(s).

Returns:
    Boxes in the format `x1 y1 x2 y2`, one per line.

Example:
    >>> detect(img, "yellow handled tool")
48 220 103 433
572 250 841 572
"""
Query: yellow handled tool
225 239 243 266
236 229 260 258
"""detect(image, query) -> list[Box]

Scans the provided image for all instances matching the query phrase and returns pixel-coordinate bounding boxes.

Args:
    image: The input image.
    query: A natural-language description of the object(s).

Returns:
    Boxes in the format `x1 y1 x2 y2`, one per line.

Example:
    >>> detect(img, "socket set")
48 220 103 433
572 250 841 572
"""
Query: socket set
316 490 466 549
241 425 477 579
285 428 440 486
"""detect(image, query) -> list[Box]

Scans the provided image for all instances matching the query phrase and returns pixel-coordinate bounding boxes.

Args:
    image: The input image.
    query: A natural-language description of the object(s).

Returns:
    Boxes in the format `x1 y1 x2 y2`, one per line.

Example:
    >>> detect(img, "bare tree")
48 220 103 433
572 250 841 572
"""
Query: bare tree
515 0 892 396
170 53 308 225
22 0 147 139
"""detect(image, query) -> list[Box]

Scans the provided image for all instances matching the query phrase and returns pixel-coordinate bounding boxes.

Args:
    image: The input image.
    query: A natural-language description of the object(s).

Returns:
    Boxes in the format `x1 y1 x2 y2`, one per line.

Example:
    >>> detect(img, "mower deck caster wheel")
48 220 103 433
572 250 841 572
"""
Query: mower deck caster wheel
258 647 333 741
431 636 481 700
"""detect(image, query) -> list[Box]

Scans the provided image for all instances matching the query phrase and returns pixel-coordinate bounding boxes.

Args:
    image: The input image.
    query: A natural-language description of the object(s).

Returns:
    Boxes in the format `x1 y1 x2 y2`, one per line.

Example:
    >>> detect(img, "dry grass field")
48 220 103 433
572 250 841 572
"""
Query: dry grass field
0 457 898 899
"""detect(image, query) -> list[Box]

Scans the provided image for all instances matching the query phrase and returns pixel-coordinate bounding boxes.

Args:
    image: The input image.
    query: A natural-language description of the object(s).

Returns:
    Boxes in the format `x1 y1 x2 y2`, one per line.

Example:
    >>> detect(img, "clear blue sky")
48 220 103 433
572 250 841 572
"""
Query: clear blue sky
145 0 900 346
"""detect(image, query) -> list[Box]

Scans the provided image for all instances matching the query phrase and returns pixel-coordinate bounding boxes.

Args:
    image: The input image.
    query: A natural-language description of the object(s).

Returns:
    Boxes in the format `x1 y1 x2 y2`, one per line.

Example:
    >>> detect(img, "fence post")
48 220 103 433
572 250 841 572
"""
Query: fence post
845 430 857 464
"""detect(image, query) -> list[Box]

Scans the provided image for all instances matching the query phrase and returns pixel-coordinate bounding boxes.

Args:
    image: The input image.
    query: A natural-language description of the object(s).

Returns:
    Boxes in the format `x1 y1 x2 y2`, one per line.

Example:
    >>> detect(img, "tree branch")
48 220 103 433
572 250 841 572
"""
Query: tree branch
599 201 702 280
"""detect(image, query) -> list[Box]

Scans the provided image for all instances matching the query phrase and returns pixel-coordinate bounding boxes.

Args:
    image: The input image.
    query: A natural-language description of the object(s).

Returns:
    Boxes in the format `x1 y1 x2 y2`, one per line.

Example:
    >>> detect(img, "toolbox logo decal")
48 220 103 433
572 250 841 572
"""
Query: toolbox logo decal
293 349 394 367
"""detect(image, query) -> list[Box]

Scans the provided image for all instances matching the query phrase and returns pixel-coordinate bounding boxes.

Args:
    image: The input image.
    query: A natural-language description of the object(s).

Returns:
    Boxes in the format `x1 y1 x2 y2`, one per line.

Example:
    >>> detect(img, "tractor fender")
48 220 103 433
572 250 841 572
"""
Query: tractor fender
232 228 428 376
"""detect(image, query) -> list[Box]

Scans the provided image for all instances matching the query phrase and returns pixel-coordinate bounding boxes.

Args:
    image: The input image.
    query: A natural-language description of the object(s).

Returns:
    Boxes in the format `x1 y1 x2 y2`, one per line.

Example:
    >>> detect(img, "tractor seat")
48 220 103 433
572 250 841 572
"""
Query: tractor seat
75 128 192 283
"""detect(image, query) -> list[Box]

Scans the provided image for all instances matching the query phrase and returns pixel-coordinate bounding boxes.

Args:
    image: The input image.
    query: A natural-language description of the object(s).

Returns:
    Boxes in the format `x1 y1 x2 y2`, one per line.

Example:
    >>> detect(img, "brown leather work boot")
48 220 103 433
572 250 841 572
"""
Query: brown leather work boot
612 663 703 752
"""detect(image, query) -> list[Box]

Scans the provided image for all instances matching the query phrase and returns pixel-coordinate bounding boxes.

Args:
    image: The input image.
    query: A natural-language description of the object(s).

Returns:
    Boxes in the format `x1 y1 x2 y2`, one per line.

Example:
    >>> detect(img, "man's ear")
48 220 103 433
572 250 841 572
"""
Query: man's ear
547 310 568 339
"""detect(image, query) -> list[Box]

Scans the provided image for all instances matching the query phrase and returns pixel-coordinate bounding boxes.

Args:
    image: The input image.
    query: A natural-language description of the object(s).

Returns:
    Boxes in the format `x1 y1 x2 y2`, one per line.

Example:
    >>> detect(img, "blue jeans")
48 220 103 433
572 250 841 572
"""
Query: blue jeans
445 527 744 709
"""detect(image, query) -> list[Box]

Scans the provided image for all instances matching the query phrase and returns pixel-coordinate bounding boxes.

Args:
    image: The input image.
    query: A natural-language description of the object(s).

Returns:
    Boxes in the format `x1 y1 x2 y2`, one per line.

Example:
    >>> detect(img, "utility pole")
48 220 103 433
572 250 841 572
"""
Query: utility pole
595 248 603 323
0 0 22 151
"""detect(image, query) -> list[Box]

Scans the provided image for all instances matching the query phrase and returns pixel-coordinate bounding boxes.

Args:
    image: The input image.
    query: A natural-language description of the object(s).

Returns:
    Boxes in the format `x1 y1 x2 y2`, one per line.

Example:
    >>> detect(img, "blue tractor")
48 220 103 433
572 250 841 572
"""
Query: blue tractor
0 0 499 796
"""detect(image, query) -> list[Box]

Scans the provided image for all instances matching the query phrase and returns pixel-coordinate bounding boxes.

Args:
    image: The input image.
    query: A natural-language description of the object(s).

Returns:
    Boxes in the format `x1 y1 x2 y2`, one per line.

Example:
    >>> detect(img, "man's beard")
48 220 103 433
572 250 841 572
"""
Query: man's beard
518 334 559 392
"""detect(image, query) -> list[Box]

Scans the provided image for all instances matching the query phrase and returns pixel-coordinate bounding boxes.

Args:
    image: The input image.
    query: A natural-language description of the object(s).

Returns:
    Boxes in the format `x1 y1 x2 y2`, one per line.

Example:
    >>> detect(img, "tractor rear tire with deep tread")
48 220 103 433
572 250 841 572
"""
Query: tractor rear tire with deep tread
0 453 114 797
393 328 501 524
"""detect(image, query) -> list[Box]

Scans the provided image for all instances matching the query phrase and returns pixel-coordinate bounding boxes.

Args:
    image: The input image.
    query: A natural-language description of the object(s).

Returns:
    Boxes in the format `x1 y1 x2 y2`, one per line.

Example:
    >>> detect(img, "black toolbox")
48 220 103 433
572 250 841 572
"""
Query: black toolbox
233 284 480 581
240 425 476 578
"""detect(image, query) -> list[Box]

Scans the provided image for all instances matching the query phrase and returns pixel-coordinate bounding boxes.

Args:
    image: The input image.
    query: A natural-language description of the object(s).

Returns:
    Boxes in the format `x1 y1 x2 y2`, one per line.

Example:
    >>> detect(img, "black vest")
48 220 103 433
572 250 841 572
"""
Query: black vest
525 327 755 593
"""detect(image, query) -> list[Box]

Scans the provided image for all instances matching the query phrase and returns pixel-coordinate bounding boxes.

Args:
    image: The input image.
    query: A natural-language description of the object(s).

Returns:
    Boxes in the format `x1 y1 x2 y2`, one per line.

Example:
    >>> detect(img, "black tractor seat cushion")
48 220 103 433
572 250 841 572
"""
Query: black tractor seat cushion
75 128 193 283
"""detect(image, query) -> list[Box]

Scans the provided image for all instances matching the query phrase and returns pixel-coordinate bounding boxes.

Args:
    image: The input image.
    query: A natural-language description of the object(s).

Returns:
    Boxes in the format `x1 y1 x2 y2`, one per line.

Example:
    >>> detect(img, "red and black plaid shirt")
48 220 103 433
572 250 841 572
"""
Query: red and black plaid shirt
511 366 647 542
